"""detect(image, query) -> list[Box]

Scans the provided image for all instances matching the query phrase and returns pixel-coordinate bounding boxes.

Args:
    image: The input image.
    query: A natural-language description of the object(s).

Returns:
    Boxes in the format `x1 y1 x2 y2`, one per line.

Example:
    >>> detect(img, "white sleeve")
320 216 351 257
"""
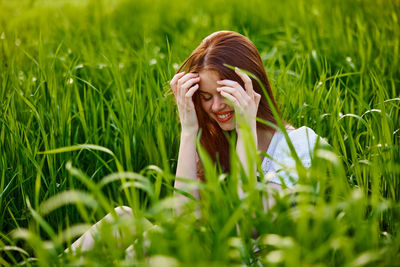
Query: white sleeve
267 126 319 187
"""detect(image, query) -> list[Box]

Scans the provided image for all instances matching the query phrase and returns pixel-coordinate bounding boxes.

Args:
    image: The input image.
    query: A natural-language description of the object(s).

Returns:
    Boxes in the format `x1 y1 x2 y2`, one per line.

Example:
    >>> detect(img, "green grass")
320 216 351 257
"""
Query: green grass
0 0 399 265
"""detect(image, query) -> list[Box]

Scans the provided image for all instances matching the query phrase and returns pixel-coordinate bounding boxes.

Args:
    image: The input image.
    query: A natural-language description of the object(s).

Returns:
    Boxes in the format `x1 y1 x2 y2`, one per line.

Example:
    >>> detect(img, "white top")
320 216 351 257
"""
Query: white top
261 126 321 187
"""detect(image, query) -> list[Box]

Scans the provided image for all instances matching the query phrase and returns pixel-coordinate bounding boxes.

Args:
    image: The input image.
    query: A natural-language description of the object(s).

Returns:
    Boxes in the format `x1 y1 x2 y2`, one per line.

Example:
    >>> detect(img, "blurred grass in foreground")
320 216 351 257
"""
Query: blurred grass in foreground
0 0 399 265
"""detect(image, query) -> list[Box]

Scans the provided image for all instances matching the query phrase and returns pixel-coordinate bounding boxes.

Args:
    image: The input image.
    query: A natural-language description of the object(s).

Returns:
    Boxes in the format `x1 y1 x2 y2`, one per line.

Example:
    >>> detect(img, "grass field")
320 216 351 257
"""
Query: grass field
0 0 399 265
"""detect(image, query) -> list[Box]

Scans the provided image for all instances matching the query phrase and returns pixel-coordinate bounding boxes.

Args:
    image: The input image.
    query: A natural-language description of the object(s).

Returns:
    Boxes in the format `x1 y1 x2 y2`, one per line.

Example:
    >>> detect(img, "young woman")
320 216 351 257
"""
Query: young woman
171 30 319 195
68 30 320 252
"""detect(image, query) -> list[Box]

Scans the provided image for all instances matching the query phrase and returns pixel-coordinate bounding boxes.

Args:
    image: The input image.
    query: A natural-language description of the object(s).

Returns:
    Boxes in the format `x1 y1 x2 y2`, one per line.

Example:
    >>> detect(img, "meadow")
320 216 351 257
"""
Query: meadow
0 0 399 265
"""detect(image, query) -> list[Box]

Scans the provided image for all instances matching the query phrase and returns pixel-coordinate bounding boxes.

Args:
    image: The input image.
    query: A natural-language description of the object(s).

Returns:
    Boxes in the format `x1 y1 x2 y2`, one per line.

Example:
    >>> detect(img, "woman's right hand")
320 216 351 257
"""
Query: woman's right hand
170 72 200 133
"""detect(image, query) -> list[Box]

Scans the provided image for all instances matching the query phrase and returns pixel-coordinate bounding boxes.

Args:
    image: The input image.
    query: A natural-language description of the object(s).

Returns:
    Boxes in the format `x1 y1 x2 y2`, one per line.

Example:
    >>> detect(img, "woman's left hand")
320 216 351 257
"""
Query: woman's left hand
216 68 261 129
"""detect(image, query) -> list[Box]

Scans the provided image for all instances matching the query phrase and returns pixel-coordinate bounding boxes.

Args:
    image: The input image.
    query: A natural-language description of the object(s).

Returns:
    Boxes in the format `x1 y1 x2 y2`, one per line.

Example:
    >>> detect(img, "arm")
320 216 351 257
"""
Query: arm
235 125 257 199
174 130 200 200
217 68 261 196
236 121 258 181
170 72 201 200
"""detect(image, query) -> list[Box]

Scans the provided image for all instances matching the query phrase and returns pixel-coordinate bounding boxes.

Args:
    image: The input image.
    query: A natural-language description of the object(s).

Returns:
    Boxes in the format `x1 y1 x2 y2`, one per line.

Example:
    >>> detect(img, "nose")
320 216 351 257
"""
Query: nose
212 94 227 112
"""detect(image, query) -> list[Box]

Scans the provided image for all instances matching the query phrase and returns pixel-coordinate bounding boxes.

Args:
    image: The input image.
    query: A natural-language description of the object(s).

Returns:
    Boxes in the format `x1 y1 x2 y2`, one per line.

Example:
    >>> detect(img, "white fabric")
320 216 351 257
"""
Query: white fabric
261 126 320 187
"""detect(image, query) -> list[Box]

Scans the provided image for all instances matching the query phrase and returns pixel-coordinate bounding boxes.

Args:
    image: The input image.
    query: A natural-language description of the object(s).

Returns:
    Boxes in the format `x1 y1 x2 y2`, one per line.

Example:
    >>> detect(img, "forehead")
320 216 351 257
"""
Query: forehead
198 70 220 93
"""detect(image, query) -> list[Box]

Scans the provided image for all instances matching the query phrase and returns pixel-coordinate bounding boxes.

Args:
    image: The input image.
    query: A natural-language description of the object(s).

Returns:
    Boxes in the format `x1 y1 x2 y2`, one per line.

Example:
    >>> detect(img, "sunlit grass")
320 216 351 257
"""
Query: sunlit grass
0 0 399 265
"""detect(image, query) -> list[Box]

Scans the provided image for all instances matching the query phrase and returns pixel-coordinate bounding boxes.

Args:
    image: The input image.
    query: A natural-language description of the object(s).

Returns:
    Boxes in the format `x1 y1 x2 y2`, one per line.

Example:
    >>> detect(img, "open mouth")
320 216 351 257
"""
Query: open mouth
214 111 234 123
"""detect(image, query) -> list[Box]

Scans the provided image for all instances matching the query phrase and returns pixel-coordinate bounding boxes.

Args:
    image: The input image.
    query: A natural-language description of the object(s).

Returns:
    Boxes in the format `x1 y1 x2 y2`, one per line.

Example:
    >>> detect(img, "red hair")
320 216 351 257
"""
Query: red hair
178 31 281 179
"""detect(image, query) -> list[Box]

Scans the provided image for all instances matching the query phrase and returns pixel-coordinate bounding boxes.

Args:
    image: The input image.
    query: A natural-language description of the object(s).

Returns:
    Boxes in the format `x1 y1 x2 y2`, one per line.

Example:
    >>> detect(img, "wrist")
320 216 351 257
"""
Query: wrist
236 123 257 138
181 128 198 137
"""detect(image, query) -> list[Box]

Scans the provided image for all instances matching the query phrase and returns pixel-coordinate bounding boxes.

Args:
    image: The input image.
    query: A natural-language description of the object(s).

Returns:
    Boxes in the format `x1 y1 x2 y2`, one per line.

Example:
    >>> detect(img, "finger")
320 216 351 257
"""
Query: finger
179 76 199 103
170 72 185 86
235 68 254 98
217 80 248 103
177 74 196 100
171 72 185 97
255 92 261 104
217 79 248 100
170 72 186 93
217 86 248 106
219 91 238 108
185 84 199 98
181 76 200 91
216 79 239 88
177 73 199 88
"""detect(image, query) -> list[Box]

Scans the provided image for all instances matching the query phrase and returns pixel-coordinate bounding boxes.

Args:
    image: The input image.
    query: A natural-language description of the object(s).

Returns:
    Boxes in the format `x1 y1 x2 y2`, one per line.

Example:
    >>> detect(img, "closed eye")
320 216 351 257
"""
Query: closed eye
202 96 212 101
200 93 212 101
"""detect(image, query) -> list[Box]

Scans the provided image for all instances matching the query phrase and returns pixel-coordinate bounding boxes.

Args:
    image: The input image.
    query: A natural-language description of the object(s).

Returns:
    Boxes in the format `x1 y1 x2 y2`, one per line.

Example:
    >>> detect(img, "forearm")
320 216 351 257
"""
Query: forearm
236 123 258 178
235 122 258 199
174 130 198 195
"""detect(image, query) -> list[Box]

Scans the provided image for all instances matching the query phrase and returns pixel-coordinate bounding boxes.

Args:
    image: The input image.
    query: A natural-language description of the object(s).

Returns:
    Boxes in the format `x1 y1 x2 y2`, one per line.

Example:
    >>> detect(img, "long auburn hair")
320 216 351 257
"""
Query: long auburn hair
177 31 281 179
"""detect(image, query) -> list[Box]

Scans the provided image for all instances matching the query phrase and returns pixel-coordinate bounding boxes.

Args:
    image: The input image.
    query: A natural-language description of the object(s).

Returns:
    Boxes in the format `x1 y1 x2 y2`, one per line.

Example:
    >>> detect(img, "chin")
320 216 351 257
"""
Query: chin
217 122 235 131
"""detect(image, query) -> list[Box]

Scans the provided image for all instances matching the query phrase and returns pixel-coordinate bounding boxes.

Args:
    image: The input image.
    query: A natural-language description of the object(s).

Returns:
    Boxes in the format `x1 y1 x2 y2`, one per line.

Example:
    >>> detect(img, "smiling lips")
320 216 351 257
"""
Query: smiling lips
214 111 234 123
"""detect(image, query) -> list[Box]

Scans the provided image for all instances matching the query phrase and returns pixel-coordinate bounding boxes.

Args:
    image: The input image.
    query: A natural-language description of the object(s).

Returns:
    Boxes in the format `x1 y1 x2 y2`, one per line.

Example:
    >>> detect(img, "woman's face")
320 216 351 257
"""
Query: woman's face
197 70 235 131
